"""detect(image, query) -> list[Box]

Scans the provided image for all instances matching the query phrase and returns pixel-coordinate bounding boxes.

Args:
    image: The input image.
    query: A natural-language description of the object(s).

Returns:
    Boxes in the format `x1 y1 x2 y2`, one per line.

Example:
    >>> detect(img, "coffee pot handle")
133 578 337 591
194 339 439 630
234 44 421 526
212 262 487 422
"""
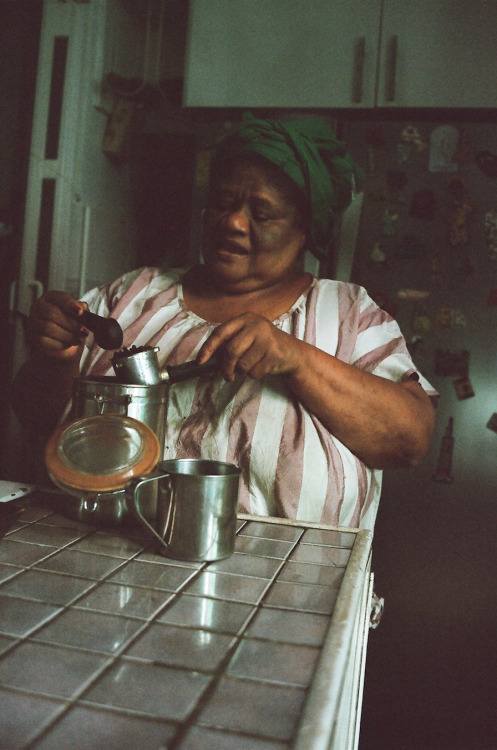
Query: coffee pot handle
125 473 174 553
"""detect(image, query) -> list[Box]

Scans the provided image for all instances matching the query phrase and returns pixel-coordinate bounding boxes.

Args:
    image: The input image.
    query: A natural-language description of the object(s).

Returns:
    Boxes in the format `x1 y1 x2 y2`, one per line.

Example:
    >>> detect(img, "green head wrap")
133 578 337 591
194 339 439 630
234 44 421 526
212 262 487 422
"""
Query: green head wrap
211 113 364 262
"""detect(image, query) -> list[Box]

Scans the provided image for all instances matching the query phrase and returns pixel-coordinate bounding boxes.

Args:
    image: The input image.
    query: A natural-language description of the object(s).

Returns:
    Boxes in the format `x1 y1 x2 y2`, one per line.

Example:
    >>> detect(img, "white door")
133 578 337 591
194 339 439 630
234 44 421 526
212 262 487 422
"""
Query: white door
8 0 138 473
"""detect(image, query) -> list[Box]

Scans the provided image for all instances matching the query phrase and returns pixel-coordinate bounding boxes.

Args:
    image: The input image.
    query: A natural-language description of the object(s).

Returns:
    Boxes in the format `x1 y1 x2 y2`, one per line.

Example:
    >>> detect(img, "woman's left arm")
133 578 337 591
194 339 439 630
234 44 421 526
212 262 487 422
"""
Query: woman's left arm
197 312 435 470
284 338 435 469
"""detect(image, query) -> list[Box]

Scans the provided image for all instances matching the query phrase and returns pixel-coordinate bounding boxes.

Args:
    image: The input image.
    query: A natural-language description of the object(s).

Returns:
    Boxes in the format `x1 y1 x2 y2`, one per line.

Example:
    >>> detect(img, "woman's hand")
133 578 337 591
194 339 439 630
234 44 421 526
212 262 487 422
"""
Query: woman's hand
27 291 88 361
197 312 304 381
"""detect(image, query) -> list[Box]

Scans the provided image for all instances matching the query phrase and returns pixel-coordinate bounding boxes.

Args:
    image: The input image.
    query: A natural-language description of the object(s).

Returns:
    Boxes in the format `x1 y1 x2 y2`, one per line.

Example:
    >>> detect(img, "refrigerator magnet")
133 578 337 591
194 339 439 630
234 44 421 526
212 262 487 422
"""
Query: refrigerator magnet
476 150 497 179
453 376 475 401
401 125 427 152
429 125 459 173
486 414 497 434
448 199 474 247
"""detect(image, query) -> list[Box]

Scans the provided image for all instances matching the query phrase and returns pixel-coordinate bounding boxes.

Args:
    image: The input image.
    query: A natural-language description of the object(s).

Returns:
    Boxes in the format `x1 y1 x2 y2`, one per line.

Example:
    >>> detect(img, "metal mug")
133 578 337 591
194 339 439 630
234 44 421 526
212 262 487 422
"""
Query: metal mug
125 459 241 562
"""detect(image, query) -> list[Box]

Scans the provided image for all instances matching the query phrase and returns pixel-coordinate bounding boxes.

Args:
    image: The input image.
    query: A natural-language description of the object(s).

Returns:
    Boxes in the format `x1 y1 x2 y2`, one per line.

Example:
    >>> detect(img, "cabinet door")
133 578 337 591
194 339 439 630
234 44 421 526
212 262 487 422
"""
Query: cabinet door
378 0 497 107
184 0 381 108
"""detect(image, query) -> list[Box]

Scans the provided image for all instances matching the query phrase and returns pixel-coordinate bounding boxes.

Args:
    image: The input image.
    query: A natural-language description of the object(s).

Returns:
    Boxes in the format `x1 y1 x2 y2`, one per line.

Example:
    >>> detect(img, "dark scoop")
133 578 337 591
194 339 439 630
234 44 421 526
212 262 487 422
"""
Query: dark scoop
79 310 123 350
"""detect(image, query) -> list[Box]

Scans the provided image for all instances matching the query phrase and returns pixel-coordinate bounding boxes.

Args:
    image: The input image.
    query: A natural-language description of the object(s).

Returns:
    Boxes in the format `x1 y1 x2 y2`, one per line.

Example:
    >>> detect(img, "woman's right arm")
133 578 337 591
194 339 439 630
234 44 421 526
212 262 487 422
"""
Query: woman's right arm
10 291 88 433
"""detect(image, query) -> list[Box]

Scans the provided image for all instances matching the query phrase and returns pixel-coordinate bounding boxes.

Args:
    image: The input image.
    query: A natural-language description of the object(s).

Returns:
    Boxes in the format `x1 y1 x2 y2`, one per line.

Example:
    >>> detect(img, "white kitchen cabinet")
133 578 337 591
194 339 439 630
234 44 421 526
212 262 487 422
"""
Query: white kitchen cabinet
184 0 497 109
184 0 382 108
378 0 497 107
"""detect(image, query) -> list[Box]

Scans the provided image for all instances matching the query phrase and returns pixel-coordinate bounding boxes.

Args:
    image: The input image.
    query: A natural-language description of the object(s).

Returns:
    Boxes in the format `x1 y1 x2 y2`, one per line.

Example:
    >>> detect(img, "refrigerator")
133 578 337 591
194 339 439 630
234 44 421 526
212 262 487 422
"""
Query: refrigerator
341 118 497 748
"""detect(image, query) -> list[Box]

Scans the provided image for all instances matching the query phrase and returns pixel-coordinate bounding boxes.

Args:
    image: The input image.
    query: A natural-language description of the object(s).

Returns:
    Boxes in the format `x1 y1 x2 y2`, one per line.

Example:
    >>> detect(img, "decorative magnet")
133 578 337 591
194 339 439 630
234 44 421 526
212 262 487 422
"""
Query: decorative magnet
409 189 436 220
412 305 431 335
401 125 426 152
476 151 497 179
397 288 429 301
453 376 475 400
370 242 387 265
429 125 459 173
436 306 453 329
486 414 497 434
436 306 467 329
434 349 469 378
484 212 497 260
448 198 474 247
382 208 399 236
432 417 454 483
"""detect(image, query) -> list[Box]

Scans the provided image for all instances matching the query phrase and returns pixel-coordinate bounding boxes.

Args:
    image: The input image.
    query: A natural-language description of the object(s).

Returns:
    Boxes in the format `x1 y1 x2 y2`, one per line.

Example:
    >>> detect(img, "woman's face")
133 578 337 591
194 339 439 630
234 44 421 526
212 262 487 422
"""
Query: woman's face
202 161 307 294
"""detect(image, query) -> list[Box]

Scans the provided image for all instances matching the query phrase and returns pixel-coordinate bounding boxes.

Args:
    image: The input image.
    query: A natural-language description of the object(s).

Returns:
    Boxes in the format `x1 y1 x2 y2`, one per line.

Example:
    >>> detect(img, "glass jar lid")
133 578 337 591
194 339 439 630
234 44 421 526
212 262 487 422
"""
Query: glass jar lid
45 415 160 493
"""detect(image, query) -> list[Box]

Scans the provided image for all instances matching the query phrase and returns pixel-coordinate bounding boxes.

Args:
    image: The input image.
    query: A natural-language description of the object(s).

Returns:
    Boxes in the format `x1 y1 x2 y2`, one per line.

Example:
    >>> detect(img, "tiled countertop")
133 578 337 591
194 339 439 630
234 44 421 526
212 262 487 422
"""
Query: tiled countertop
0 494 373 750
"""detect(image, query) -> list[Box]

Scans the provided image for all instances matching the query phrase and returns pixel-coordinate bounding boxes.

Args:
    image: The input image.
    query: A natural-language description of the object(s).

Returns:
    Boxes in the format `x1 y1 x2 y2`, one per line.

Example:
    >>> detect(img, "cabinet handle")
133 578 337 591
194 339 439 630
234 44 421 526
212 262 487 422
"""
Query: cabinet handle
352 36 366 103
385 35 398 102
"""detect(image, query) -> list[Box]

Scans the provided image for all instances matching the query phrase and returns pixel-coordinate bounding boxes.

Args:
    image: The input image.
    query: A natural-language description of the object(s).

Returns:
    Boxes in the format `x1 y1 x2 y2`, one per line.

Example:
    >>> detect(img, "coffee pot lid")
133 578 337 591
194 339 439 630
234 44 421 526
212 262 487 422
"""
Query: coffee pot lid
45 415 160 493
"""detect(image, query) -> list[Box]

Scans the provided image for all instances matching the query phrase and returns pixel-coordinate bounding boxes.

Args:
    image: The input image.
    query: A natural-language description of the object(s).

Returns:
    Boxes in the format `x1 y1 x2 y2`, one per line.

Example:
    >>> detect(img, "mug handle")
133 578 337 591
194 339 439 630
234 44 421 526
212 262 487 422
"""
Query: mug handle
125 473 174 553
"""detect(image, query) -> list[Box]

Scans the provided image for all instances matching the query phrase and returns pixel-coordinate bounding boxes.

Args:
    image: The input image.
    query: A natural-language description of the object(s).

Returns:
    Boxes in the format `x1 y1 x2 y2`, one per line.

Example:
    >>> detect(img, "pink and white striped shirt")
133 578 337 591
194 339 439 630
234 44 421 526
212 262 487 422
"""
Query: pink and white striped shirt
80 267 436 530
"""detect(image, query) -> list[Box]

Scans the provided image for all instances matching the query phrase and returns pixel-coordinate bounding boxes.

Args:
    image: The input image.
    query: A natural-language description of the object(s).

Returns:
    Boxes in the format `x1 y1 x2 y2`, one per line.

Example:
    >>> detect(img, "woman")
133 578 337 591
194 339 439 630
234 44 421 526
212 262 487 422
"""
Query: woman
12 115 436 529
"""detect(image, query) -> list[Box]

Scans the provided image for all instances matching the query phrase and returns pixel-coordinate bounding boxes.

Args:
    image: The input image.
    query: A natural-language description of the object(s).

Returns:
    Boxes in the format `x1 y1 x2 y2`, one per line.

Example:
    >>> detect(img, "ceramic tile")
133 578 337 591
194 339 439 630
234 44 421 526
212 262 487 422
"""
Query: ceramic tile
109 559 197 590
136 549 203 568
0 594 61 637
13 505 53 523
277 560 345 587
179 725 289 749
74 581 173 618
0 641 107 697
263 581 339 615
0 686 64 749
32 608 143 654
186 570 269 604
289 544 352 567
34 705 177 750
226 638 319 686
126 622 235 672
196 677 306 741
301 528 357 548
6 523 87 547
239 521 303 542
0 539 57 566
0 569 95 605
0 562 21 584
35 549 125 579
37 510 92 530
234 536 295 559
71 532 145 558
247 607 330 646
158 593 252 634
208 552 282 579
82 659 211 721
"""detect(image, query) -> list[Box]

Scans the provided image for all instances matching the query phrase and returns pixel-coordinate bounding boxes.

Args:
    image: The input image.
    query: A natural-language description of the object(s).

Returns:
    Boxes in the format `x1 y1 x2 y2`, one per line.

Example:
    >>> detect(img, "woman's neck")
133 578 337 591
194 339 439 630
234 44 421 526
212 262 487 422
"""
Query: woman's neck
182 265 312 324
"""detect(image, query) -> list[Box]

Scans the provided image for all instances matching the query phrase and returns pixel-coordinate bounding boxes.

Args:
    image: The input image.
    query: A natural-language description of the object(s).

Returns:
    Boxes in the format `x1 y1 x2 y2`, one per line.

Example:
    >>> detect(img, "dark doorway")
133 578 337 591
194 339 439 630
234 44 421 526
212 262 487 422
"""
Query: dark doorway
0 1 42 474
